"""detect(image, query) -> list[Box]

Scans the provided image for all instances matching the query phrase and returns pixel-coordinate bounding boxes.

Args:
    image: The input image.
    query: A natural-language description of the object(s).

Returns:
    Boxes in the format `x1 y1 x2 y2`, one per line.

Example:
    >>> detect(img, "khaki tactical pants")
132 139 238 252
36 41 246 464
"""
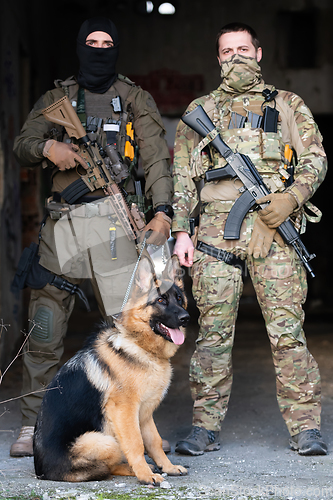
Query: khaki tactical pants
190 241 321 437
21 205 138 426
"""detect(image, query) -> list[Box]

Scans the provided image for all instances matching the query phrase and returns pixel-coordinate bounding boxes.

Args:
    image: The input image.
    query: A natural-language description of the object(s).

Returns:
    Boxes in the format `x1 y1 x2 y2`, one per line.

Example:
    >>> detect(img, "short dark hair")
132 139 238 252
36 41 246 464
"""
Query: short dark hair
215 22 260 55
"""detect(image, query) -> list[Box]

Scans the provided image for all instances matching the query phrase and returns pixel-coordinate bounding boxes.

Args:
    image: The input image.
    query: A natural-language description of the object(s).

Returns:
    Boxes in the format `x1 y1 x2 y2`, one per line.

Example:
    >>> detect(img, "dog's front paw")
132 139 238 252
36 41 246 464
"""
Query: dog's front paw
163 464 188 476
138 472 165 486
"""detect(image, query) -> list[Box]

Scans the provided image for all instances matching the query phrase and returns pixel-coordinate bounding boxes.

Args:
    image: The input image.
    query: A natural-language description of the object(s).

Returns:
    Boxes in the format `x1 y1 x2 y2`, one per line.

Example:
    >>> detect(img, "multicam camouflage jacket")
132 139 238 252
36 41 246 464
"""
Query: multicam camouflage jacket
171 81 327 237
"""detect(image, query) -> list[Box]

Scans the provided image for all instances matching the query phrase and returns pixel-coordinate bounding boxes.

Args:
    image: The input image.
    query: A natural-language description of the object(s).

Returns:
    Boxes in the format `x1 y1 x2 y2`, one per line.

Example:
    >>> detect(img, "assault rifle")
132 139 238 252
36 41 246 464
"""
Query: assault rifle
182 105 316 278
42 96 145 241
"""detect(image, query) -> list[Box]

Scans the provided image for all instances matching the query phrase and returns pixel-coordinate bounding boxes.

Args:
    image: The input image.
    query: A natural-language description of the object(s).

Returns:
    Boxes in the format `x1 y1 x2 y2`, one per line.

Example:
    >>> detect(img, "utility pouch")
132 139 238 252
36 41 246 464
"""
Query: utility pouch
189 216 199 237
11 243 40 291
261 88 279 133
262 106 279 133
189 215 200 247
124 121 135 161
11 242 90 311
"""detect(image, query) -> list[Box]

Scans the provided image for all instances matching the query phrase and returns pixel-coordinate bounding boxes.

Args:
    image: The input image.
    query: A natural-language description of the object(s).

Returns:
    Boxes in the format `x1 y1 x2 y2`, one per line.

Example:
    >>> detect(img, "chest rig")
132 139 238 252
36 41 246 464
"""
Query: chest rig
78 81 136 185
45 78 146 242
59 77 138 202
195 86 291 194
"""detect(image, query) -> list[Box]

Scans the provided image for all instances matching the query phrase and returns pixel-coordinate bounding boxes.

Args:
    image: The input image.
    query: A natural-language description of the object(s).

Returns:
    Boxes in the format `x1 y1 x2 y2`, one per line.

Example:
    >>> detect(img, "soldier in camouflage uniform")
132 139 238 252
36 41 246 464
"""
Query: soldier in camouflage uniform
11 17 173 457
172 23 328 456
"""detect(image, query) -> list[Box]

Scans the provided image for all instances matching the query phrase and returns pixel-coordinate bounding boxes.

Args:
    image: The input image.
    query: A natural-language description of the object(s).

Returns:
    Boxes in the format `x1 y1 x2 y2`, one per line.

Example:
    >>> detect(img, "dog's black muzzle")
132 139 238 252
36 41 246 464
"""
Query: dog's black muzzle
178 311 190 328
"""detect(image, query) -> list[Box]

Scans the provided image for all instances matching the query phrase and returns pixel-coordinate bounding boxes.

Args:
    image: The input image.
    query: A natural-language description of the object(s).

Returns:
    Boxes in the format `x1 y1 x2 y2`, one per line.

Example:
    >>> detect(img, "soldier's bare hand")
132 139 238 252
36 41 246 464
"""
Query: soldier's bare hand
173 232 194 267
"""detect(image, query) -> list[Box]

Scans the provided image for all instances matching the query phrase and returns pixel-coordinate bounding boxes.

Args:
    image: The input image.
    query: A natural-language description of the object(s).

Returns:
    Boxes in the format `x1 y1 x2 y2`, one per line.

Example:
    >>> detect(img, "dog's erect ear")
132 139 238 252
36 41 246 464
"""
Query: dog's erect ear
135 257 155 294
164 255 185 290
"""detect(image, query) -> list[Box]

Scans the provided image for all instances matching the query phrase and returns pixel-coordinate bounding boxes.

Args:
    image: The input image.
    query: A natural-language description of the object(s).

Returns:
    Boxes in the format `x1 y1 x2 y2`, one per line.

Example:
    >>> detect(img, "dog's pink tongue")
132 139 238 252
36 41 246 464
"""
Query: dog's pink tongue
169 328 185 345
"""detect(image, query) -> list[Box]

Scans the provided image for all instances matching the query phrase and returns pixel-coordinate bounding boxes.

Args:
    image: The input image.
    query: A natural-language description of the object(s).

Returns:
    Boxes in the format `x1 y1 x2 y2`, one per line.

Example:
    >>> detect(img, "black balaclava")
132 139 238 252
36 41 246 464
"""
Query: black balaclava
76 17 119 94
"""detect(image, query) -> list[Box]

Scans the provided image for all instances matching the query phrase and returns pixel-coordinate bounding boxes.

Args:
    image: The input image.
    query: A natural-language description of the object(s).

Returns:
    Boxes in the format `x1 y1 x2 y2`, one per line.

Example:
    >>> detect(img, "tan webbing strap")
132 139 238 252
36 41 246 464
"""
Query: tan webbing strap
191 128 220 161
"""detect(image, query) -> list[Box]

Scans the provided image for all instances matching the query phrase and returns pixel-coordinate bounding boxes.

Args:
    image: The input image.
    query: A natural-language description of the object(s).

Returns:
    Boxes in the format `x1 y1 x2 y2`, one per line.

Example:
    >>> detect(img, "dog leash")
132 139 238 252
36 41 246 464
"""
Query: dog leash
120 235 147 312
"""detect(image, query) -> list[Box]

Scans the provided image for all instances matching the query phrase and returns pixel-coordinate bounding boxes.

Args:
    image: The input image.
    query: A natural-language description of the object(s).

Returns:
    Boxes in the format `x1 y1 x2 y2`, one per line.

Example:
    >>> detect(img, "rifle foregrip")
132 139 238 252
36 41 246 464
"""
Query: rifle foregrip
276 219 299 244
224 191 257 240
277 219 316 278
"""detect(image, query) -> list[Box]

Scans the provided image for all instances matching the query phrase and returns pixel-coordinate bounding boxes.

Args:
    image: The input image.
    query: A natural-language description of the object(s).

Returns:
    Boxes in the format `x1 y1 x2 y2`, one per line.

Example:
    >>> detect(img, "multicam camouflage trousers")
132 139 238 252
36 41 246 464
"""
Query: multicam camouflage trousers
190 241 321 437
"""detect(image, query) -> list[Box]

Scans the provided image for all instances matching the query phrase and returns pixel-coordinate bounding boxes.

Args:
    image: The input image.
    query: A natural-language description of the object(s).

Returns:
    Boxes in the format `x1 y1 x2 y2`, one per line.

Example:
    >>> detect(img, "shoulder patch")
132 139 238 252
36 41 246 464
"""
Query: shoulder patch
117 74 136 86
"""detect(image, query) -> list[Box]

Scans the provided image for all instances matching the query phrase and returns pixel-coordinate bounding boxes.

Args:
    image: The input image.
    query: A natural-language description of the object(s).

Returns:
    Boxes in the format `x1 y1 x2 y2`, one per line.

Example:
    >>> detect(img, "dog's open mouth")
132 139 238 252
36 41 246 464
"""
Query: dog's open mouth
154 322 185 345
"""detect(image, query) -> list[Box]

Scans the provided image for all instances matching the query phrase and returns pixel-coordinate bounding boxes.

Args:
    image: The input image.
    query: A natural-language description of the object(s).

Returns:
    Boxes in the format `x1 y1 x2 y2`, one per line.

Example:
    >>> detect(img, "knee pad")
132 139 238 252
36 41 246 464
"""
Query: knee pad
31 306 54 343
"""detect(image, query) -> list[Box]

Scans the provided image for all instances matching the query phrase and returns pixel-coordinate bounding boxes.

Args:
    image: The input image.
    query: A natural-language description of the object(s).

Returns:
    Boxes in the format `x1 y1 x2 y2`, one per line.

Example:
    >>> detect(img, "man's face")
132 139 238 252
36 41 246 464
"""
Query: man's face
85 31 114 48
217 30 262 64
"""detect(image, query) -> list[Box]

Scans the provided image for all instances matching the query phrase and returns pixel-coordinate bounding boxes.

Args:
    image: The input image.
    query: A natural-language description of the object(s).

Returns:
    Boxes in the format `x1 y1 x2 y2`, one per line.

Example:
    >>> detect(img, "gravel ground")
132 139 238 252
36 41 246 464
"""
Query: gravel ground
1 296 332 500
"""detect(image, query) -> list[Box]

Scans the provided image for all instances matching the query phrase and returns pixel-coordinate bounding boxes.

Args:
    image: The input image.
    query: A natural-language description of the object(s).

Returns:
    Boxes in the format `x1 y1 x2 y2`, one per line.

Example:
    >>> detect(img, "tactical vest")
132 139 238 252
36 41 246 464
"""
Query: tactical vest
58 75 135 162
196 86 285 182
52 75 140 204
191 85 321 232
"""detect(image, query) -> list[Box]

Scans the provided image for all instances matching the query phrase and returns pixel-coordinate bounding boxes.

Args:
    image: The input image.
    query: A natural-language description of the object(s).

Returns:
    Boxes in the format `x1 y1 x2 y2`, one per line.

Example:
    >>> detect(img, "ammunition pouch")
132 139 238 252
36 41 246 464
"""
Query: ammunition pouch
61 177 92 205
11 242 90 311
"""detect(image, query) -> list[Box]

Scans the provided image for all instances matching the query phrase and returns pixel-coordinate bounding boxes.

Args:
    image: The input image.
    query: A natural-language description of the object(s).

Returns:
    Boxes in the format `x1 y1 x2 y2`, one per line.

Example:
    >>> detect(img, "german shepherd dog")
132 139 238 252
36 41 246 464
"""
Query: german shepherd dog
33 255 189 485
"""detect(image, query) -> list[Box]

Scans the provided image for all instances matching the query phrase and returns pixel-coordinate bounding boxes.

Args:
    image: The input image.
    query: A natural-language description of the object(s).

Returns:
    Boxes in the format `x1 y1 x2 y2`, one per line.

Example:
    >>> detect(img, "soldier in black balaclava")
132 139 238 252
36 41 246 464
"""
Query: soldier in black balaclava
11 17 173 457
76 17 119 93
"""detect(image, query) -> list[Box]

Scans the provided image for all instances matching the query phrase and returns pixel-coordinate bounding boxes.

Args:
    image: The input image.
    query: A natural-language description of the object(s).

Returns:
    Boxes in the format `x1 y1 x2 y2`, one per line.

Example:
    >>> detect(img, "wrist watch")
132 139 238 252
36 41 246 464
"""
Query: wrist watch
154 205 174 219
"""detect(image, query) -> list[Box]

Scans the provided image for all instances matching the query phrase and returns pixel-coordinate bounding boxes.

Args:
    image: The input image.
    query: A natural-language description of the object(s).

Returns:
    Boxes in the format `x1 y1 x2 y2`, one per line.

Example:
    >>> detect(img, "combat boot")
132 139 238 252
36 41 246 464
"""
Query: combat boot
175 426 220 456
289 429 328 456
10 426 34 457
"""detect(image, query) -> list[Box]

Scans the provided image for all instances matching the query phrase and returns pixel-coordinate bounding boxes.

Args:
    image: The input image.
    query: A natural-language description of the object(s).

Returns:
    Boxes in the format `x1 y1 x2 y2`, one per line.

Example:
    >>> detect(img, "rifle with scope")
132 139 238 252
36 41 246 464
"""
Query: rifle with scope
42 96 145 241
